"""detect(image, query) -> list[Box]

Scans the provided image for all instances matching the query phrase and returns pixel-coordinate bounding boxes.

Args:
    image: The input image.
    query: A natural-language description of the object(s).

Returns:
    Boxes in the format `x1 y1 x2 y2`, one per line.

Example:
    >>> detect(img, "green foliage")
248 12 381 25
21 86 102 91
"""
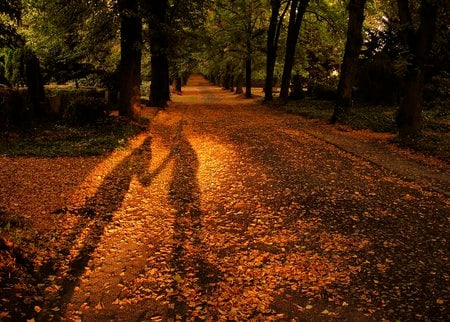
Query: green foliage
165 0 214 79
286 99 397 132
299 0 346 88
0 0 444 142
0 0 22 47
2 47 39 87
0 0 21 20
20 0 119 83
283 98 335 120
0 118 143 157
199 0 268 80
284 97 448 159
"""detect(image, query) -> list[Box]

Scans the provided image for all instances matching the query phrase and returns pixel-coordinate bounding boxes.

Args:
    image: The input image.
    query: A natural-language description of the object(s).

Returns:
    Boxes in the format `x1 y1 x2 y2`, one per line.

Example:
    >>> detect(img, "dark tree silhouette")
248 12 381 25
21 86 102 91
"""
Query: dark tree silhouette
144 0 171 108
264 0 290 102
279 0 310 100
395 0 437 140
331 0 367 124
118 0 142 120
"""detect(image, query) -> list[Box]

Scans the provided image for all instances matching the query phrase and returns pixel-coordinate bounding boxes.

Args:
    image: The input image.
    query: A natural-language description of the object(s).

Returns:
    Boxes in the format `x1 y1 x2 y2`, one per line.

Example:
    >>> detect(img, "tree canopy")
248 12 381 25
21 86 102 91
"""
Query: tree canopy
0 0 22 47
0 0 447 139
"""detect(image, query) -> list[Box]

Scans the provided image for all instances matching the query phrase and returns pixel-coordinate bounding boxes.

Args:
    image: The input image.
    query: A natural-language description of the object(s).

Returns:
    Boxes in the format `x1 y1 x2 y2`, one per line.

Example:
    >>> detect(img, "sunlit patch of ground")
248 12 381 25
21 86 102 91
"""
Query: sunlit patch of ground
1 74 448 321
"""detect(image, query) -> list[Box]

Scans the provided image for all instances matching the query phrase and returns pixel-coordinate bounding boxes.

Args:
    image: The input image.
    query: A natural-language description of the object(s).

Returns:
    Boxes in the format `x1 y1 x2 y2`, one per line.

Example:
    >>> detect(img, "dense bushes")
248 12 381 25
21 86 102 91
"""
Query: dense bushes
62 96 109 125
0 87 34 129
1 87 110 129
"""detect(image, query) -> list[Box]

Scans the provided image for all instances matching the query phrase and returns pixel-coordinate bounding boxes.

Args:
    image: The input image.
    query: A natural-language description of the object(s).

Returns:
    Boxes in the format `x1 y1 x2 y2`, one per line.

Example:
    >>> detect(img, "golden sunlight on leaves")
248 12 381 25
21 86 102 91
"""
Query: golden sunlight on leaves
0 75 448 321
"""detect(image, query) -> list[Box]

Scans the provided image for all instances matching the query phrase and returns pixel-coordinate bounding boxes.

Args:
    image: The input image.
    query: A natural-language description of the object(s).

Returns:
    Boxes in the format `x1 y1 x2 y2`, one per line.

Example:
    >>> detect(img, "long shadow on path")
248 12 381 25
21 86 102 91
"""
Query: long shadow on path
36 134 154 320
166 122 222 319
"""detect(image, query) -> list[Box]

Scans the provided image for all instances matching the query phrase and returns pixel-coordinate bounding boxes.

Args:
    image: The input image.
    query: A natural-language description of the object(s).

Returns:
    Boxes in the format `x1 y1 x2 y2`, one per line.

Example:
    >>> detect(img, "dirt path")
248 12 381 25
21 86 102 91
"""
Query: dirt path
2 75 449 321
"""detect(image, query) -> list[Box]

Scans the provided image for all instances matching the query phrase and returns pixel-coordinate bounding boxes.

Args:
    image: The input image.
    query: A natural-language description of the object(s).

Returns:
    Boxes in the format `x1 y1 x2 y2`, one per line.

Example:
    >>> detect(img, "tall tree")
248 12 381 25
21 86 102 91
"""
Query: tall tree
264 0 290 101
242 0 266 98
144 0 170 108
165 0 209 94
118 0 142 119
395 0 438 139
331 0 367 123
279 0 310 100
206 0 266 98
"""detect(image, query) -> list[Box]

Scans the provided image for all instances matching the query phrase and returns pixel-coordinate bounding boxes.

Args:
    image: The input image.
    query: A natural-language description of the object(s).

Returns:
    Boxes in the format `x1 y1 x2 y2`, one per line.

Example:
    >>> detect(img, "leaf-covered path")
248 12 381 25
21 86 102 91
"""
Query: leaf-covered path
2 75 449 321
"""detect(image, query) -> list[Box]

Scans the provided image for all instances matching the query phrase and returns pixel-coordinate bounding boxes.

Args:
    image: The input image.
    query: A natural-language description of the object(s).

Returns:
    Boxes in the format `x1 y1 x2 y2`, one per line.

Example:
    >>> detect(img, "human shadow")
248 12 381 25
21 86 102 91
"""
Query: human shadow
166 123 222 319
36 134 155 319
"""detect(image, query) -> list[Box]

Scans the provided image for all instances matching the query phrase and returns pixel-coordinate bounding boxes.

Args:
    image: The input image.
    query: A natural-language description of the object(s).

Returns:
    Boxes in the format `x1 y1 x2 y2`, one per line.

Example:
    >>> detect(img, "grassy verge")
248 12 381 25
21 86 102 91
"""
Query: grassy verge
277 98 449 161
0 117 145 157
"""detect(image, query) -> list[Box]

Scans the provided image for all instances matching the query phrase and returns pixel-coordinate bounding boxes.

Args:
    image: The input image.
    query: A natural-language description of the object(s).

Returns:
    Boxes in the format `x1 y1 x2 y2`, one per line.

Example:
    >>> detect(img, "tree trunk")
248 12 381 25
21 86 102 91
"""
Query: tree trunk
264 1 281 101
396 70 424 138
244 1 254 99
24 51 46 117
150 48 170 108
118 0 142 119
175 77 182 93
396 0 437 139
279 0 310 100
264 0 290 102
331 0 367 124
235 73 243 94
223 72 231 90
146 0 170 109
245 56 252 98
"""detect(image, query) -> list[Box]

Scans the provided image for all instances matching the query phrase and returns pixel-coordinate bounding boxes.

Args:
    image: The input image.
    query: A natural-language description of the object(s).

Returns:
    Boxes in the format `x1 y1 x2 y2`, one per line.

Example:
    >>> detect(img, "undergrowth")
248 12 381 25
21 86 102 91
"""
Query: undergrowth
0 117 145 157
277 98 449 161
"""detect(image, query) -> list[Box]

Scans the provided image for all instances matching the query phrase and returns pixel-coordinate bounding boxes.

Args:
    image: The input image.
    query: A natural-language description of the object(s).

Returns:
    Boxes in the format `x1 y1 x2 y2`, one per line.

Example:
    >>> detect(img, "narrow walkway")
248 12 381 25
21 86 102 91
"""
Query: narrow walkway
294 122 449 196
45 75 449 321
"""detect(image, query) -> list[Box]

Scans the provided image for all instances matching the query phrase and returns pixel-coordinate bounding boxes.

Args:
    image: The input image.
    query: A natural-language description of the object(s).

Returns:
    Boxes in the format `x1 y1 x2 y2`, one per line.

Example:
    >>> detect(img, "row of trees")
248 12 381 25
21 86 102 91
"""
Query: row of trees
1 0 448 140
333 0 441 139
200 0 446 140
1 0 209 119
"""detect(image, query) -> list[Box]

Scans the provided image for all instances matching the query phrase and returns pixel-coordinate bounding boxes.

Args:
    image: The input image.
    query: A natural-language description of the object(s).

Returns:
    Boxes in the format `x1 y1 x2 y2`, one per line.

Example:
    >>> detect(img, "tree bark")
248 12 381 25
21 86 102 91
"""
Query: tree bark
245 52 252 98
235 72 243 94
175 76 182 93
264 0 290 102
223 70 231 90
331 0 367 124
150 47 170 108
146 0 170 109
245 2 253 99
279 0 310 100
24 51 46 117
396 0 437 139
118 0 142 119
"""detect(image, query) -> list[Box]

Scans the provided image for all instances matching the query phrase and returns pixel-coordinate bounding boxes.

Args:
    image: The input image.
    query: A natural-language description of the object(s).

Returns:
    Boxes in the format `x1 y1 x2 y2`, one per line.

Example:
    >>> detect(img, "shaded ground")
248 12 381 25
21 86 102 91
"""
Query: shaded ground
0 75 449 321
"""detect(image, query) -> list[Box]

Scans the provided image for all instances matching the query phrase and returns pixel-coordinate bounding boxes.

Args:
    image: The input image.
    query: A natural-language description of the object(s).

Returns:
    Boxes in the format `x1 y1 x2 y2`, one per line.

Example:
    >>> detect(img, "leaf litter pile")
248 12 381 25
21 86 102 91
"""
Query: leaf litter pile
0 75 449 321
